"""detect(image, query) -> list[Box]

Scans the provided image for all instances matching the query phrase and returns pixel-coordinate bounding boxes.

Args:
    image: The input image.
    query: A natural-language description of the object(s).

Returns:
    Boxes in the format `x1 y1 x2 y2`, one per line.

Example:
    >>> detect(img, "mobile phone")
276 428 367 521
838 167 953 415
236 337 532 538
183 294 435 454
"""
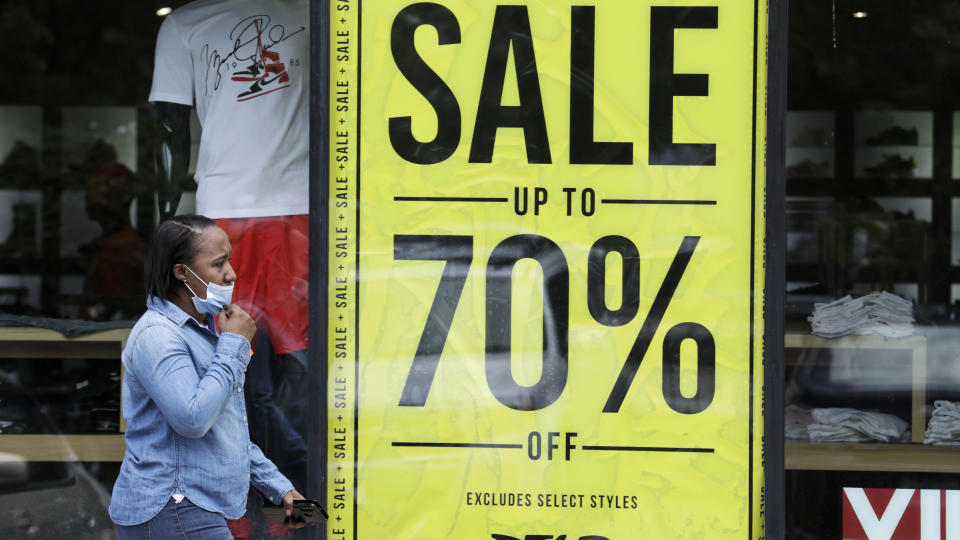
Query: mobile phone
292 499 328 522
262 498 328 524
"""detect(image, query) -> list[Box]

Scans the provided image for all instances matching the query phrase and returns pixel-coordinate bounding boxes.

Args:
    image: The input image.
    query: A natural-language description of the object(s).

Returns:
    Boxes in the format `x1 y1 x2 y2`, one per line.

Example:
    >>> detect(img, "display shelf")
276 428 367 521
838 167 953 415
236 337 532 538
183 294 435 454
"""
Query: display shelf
785 264 922 284
785 333 927 442
786 442 960 473
0 327 129 359
0 326 129 434
0 256 90 275
785 177 953 197
0 434 125 462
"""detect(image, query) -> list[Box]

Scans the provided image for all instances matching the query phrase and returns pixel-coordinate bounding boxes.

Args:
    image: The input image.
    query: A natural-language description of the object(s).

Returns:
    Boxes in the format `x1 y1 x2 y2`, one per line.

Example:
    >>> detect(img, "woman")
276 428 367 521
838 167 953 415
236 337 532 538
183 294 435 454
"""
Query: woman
110 214 305 538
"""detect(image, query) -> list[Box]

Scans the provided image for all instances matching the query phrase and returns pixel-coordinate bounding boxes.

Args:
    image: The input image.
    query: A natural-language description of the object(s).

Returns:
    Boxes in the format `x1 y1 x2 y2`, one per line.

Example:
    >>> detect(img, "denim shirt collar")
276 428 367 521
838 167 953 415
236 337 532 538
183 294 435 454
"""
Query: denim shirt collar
146 296 215 333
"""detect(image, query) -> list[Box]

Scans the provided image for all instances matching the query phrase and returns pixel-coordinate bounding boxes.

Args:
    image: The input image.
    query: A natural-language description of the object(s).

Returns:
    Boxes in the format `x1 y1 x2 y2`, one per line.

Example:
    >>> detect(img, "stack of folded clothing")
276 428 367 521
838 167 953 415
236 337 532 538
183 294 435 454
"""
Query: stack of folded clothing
785 405 910 443
808 291 914 339
785 405 814 440
808 408 910 443
923 401 960 445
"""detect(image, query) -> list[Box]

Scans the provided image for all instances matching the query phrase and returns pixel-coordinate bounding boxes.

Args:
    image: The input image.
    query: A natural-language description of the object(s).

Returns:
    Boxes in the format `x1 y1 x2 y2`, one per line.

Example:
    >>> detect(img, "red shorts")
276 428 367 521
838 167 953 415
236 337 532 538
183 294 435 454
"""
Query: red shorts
216 215 309 355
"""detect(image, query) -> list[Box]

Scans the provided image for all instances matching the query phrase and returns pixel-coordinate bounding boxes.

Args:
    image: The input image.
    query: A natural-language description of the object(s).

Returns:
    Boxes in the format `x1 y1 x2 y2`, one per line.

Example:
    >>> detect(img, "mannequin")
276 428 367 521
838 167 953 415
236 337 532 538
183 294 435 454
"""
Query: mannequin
151 94 309 523
151 102 191 222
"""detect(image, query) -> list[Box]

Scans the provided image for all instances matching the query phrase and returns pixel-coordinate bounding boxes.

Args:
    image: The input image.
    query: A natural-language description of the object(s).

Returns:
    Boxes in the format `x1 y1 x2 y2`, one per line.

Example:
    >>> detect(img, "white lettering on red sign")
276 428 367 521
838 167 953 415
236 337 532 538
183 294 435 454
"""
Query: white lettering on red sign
842 487 959 540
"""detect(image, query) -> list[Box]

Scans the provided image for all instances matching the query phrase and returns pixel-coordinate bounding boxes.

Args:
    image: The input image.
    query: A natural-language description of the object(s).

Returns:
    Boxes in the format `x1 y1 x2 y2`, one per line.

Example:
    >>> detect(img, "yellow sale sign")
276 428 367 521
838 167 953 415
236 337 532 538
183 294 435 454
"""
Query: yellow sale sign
328 1 767 539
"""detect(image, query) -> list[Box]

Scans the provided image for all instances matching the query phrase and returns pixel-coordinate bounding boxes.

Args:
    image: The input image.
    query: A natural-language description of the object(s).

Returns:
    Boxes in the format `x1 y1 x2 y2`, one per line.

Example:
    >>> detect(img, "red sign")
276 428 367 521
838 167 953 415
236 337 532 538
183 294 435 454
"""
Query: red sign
842 488 959 539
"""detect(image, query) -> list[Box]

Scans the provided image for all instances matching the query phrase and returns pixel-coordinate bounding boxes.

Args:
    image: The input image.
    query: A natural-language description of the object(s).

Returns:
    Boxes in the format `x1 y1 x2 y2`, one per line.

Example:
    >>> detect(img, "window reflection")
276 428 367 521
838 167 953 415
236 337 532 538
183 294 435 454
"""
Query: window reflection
0 2 309 539
786 0 960 537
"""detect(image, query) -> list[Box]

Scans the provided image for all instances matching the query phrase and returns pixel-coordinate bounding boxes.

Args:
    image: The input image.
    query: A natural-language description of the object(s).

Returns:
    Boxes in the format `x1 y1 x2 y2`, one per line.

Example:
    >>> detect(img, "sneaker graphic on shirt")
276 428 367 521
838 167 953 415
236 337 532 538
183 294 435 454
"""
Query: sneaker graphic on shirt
231 20 291 102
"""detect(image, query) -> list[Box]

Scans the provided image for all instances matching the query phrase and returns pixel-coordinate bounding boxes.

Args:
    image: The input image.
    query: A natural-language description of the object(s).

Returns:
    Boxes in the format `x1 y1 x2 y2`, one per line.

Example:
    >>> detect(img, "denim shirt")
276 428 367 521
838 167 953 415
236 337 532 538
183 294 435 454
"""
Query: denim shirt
109 296 294 525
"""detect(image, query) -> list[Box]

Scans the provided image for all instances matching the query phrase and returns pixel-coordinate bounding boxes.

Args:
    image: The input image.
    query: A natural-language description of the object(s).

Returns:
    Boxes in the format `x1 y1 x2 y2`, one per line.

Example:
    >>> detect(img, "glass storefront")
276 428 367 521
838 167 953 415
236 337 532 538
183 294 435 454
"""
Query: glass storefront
784 1 960 538
0 1 313 538
0 0 957 538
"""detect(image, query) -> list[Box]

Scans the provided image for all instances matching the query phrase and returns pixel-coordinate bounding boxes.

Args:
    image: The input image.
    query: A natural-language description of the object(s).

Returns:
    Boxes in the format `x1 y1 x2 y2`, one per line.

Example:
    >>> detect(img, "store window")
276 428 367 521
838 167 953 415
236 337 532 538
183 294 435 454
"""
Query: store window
0 2 313 539
785 1 960 538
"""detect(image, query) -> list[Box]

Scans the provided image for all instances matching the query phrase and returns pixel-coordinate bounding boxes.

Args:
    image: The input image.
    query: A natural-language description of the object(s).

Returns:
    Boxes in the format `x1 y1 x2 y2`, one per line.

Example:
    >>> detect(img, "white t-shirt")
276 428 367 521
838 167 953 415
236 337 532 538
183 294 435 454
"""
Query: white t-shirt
150 0 308 219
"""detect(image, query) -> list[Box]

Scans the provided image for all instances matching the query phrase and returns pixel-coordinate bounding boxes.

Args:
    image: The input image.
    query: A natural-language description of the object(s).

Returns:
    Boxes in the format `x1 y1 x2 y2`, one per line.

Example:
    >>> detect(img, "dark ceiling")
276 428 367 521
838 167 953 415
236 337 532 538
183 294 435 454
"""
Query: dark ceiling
789 0 960 109
0 0 193 106
3 0 960 110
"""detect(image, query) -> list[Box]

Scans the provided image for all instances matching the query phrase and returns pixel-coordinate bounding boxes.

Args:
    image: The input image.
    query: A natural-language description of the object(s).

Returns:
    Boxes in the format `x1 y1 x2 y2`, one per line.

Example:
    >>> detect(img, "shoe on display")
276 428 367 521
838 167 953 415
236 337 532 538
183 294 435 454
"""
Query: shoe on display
90 407 120 432
790 127 831 147
0 203 39 256
0 420 27 434
865 125 918 146
864 153 916 177
0 141 41 189
787 159 831 177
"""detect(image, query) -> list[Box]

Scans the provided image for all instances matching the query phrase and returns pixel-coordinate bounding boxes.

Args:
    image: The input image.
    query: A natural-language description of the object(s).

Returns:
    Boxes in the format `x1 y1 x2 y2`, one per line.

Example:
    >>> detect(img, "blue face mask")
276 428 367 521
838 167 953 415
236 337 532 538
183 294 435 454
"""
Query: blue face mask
182 265 234 316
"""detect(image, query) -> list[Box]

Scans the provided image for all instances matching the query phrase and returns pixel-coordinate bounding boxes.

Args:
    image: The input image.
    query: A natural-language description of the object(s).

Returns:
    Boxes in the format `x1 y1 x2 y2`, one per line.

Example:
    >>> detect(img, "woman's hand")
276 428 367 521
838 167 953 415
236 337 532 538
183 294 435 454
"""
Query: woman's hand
283 489 308 528
218 304 256 342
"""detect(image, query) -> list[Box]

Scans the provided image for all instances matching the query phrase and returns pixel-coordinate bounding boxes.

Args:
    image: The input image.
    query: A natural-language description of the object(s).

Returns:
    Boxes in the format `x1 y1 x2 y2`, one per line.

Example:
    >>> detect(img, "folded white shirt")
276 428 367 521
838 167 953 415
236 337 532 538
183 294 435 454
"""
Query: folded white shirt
924 400 960 445
786 405 814 441
808 423 874 443
809 292 915 339
808 407 910 443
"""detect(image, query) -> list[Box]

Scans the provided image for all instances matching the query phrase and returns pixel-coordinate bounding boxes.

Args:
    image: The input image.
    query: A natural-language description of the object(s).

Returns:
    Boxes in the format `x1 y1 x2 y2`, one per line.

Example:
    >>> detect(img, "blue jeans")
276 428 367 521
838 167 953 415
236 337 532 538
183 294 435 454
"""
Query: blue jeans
114 497 232 540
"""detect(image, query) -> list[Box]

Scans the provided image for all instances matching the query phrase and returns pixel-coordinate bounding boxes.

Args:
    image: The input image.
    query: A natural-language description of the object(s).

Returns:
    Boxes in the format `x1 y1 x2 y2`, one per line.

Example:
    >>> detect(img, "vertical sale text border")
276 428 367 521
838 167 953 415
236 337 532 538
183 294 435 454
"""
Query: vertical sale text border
764 0 788 537
323 0 359 537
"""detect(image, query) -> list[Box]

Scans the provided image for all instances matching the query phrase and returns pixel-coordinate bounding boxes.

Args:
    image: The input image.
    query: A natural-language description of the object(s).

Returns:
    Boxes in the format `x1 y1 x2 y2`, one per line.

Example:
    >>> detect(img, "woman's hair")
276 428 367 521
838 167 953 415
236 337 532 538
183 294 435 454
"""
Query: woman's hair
144 214 217 301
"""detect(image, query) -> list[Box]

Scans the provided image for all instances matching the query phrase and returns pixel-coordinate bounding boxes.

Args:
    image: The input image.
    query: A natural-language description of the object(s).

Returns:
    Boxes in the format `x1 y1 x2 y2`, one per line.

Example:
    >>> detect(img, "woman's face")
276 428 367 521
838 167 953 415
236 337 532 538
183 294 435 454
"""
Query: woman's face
177 225 236 298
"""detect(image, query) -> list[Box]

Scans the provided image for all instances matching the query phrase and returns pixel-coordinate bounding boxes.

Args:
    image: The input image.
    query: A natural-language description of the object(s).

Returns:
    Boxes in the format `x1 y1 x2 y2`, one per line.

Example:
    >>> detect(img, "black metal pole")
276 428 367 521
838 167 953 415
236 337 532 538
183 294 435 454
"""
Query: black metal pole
765 0 788 537
308 0 330 538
